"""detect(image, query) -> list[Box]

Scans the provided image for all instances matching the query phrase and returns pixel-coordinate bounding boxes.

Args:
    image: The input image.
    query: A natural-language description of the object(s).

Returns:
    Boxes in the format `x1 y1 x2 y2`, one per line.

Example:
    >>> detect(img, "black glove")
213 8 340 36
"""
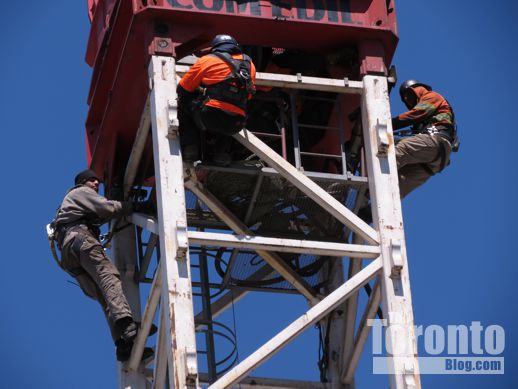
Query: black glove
391 117 404 131
133 201 156 214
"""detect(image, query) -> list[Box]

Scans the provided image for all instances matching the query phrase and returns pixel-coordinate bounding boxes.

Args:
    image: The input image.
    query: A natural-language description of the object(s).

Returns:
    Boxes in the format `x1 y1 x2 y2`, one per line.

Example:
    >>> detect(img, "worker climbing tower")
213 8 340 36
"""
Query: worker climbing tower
85 0 420 388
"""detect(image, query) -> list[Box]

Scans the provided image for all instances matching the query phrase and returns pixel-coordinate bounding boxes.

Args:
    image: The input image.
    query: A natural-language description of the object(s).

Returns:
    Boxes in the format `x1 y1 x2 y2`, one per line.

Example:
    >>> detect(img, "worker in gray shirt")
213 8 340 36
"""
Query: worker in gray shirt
54 169 148 361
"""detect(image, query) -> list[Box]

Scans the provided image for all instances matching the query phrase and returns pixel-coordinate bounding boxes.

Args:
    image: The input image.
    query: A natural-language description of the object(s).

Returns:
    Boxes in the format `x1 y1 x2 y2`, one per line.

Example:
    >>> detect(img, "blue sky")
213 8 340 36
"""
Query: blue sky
0 1 517 388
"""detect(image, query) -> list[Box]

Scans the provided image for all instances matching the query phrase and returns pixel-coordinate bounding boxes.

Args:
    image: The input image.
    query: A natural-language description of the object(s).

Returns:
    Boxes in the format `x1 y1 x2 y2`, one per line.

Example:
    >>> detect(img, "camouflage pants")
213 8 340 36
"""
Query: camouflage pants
396 133 452 198
61 228 133 342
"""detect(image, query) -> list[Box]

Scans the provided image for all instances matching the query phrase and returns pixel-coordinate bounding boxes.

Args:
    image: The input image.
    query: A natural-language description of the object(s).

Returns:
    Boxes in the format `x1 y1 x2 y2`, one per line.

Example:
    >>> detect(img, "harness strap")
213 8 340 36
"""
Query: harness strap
210 52 242 76
203 52 252 110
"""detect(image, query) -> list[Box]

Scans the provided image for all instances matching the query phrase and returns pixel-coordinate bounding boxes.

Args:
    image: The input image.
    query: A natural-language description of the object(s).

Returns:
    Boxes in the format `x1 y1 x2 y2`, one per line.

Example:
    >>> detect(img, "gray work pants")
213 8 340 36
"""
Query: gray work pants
61 228 133 342
396 133 452 198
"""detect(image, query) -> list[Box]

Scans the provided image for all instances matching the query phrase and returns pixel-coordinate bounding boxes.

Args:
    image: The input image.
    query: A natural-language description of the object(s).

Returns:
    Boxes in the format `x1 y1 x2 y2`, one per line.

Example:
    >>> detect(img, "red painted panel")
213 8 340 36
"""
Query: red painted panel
84 0 398 187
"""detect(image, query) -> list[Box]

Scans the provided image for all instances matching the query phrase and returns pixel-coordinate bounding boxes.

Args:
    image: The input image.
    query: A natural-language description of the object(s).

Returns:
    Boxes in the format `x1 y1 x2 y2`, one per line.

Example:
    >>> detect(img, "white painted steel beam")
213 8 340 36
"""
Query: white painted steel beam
139 233 157 281
200 374 330 389
132 214 379 259
187 230 380 259
112 226 147 388
132 213 158 235
185 179 319 304
361 75 421 388
123 96 151 198
233 129 379 245
321 257 346 389
152 309 168 389
128 270 162 371
175 65 363 94
339 234 364 384
149 55 199 389
344 279 381 384
208 258 382 389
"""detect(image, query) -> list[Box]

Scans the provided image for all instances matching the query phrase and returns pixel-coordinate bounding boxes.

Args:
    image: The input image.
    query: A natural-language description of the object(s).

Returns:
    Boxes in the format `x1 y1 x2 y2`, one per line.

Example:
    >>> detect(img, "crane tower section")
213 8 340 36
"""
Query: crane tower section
83 1 421 388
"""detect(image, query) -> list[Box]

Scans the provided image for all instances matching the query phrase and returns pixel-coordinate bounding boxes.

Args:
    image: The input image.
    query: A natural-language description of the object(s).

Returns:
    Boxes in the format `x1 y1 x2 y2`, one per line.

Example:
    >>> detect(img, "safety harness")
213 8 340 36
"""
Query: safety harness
47 217 102 277
203 52 254 111
413 99 460 176
47 199 102 277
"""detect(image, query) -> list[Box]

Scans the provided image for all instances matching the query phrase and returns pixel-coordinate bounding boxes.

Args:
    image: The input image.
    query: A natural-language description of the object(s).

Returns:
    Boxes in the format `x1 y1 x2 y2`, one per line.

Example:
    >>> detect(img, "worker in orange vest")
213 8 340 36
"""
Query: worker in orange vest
177 34 256 165
392 80 458 198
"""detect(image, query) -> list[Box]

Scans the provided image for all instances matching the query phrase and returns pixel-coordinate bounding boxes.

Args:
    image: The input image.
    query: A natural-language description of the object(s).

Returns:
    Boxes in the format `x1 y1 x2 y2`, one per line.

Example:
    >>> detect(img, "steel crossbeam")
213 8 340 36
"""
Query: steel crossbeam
187 230 380 259
123 97 151 198
175 65 363 94
131 215 380 259
233 130 379 245
185 179 319 304
208 259 382 389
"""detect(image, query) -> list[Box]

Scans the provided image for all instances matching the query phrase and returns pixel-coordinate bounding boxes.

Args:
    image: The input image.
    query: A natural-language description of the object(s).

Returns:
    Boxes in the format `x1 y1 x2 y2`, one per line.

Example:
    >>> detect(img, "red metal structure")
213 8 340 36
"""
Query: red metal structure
85 0 398 189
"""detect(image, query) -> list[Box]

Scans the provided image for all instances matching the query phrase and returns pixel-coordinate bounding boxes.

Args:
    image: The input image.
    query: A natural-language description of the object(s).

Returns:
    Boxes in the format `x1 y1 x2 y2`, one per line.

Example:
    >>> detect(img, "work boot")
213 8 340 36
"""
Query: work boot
115 339 133 362
141 347 154 362
115 339 154 362
116 317 138 342
134 322 158 337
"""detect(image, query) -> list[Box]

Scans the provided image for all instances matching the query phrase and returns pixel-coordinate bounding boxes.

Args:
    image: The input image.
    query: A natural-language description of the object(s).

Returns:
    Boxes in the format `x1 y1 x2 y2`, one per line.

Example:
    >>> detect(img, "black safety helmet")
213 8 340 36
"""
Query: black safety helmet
210 34 240 52
74 169 101 185
399 79 432 101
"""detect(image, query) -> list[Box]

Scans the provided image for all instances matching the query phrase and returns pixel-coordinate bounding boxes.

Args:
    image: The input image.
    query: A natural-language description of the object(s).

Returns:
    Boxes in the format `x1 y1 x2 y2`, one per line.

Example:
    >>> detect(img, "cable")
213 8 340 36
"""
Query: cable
317 316 332 382
230 288 242 389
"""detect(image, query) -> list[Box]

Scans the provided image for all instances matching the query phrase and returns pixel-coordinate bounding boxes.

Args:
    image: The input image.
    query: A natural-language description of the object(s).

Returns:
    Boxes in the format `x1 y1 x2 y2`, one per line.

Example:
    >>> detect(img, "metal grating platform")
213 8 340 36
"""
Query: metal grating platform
186 166 366 291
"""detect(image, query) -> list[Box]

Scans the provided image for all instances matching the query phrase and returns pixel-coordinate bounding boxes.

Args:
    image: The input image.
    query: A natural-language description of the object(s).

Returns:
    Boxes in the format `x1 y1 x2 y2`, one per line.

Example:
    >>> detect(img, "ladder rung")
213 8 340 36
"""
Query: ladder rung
300 151 342 159
298 123 340 131
299 95 338 102
251 131 282 138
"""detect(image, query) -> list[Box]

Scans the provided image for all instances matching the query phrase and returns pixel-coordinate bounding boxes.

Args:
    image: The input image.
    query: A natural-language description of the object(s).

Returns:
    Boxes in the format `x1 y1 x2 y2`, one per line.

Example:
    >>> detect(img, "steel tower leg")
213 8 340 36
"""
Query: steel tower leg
149 55 200 389
361 75 421 388
111 224 148 388
339 234 364 389
323 258 347 389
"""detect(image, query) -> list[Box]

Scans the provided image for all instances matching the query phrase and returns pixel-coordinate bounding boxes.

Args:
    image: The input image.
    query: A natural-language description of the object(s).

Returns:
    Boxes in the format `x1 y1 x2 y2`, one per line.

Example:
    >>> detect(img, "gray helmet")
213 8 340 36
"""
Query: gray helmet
210 34 239 51
399 79 432 101
74 169 100 185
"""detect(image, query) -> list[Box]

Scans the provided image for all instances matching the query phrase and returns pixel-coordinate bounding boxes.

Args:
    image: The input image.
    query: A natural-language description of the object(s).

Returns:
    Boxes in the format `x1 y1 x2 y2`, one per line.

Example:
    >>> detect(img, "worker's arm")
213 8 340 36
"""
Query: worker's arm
178 56 210 92
392 92 438 130
76 187 133 221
